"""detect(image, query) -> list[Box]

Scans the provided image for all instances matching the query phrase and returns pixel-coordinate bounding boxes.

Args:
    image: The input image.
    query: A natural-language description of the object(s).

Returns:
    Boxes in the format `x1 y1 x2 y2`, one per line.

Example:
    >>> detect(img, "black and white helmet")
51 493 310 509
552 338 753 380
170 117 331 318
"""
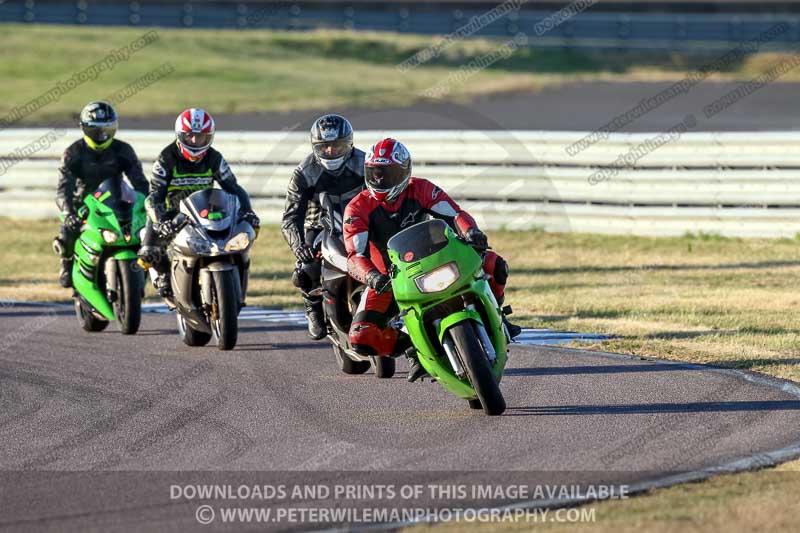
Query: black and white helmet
79 101 118 150
310 114 353 171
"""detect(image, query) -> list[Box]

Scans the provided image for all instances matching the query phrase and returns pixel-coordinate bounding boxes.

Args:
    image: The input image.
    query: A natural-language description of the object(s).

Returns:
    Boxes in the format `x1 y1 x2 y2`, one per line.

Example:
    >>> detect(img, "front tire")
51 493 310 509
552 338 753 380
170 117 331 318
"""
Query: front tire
74 298 108 332
177 313 212 347
114 259 143 335
449 321 506 416
211 269 239 351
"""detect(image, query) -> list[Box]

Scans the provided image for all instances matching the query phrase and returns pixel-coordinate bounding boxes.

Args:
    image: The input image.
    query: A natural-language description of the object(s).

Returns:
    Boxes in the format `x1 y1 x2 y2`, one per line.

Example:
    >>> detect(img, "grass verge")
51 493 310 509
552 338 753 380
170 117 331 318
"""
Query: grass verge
3 24 800 123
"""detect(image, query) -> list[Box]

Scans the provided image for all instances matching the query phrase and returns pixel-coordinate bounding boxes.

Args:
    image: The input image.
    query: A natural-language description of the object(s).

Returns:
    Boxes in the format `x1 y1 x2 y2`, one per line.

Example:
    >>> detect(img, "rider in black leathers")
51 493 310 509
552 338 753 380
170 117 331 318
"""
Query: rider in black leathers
137 108 259 298
281 114 364 340
54 101 148 288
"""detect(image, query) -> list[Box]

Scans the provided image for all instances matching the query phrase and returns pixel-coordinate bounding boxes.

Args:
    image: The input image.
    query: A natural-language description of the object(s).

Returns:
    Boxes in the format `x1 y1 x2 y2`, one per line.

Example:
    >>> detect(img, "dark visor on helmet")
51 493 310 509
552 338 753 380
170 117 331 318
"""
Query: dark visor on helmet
82 123 117 143
178 131 213 148
312 140 351 160
365 164 407 192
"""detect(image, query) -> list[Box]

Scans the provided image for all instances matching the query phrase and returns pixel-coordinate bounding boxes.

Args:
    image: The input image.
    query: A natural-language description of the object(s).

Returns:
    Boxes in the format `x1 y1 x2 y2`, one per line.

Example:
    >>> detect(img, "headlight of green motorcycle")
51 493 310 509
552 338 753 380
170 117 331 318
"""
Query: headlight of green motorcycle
101 229 118 243
414 262 460 293
224 232 250 252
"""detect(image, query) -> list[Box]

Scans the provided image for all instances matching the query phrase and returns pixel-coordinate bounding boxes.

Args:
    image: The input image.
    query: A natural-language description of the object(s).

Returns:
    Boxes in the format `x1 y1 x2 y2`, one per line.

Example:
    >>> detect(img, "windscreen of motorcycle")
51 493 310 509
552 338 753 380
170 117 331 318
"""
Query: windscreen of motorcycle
387 219 450 263
92 178 136 221
183 188 236 232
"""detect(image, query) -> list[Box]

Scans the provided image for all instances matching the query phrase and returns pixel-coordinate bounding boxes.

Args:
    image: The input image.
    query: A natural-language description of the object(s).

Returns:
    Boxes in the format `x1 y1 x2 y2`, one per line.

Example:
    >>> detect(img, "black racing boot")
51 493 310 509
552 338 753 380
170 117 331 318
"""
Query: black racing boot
503 316 522 340
154 272 173 300
304 297 326 340
58 259 73 288
498 300 522 340
404 347 430 383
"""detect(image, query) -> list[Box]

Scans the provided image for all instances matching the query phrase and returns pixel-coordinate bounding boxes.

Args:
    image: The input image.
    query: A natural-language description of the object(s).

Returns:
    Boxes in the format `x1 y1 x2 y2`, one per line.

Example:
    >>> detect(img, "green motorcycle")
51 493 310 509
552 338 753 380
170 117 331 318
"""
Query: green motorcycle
60 179 147 334
387 219 509 416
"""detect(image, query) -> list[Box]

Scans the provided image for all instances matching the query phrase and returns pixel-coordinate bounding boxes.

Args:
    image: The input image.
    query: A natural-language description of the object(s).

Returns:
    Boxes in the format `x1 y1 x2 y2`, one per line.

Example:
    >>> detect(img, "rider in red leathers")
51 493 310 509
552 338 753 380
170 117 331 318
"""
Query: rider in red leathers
343 138 520 382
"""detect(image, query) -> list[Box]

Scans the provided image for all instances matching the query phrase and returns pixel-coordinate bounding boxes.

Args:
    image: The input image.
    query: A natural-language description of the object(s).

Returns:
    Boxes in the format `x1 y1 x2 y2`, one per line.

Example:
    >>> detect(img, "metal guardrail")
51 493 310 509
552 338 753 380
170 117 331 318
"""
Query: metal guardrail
2 1 800 51
2 128 799 238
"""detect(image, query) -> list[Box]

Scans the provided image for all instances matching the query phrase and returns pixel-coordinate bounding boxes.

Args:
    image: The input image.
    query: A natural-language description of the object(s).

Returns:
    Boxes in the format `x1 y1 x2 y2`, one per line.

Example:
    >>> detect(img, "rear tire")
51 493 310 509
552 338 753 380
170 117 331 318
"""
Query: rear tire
211 269 239 351
334 345 370 374
114 259 142 335
373 356 396 379
177 313 212 347
449 321 506 416
74 298 108 332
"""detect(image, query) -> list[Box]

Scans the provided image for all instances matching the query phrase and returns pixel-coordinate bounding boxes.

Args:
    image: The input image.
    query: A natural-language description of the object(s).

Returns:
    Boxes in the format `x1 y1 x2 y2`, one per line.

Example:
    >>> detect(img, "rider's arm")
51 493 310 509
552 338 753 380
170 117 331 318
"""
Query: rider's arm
212 153 253 212
416 178 478 237
344 197 379 283
145 154 171 223
56 146 77 215
281 165 313 252
119 141 149 195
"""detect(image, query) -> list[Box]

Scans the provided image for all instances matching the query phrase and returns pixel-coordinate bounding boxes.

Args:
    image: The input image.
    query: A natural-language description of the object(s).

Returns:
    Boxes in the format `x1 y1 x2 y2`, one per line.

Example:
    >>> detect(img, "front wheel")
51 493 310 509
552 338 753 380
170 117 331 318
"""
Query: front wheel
114 259 143 335
449 321 506 416
211 269 239 351
73 298 108 332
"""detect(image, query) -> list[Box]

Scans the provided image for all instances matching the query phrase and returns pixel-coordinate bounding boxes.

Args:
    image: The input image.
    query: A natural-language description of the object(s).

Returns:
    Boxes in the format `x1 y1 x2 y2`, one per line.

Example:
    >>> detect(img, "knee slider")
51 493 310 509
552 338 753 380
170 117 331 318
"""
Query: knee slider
494 256 509 285
292 266 312 291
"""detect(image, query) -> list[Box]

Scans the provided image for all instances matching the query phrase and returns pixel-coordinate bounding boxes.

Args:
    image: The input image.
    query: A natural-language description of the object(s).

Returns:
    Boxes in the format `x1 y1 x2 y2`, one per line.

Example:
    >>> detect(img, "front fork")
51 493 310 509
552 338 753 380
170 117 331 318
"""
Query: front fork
104 258 118 303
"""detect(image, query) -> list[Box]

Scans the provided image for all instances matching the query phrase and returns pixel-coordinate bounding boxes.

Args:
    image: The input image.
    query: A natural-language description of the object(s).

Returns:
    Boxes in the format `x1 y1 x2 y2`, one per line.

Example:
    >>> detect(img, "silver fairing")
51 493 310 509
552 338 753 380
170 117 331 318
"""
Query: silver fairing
170 190 255 258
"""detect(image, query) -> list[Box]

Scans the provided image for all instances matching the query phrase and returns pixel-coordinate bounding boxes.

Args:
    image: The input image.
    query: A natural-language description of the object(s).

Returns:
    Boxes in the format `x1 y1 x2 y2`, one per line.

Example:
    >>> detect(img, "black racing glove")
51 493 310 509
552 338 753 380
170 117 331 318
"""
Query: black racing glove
241 210 261 238
64 213 82 233
156 218 182 241
365 270 392 294
241 210 260 229
293 243 316 264
465 227 489 251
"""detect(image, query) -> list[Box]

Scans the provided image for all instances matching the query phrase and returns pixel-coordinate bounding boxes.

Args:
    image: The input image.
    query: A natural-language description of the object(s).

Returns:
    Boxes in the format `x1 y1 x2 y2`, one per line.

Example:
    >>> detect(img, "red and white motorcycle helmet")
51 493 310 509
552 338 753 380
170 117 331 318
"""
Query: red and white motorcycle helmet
175 108 215 161
364 138 412 202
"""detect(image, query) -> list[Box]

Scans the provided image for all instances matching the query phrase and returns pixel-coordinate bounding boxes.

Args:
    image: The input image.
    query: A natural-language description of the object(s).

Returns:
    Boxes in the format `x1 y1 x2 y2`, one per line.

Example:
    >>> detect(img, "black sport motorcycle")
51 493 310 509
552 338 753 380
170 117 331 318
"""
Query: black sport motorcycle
316 192 396 378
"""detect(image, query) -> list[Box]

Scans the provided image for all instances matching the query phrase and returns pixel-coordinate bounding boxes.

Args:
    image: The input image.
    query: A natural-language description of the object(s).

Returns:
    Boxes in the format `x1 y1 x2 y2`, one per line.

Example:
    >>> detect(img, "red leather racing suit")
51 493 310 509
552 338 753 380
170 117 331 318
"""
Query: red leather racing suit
343 177 508 356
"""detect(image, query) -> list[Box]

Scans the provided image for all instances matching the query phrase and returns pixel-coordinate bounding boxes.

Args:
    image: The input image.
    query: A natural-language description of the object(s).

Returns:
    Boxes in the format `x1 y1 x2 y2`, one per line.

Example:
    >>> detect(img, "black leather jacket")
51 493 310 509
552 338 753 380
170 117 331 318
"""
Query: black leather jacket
281 149 365 251
56 138 147 214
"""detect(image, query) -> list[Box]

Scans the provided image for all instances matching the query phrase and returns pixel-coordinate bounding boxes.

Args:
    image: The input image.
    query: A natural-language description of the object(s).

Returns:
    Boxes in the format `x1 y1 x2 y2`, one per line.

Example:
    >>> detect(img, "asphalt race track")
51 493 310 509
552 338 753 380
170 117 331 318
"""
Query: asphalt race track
2 303 800 532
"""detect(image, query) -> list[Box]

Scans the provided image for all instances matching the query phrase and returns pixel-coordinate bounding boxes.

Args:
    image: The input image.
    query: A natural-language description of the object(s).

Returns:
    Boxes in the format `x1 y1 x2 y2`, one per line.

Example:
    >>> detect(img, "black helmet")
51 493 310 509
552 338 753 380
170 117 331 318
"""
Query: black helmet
79 101 118 151
310 114 353 171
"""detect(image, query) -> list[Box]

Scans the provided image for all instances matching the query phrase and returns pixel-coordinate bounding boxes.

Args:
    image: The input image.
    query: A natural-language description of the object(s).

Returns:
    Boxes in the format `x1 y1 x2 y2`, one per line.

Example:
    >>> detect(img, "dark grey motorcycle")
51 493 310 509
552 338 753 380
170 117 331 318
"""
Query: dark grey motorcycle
168 189 256 350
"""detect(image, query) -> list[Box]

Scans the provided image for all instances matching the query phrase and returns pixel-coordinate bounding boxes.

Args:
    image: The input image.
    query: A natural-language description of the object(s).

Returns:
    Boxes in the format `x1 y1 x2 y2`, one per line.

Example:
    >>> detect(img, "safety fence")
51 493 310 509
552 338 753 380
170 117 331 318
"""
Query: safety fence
2 128 799 237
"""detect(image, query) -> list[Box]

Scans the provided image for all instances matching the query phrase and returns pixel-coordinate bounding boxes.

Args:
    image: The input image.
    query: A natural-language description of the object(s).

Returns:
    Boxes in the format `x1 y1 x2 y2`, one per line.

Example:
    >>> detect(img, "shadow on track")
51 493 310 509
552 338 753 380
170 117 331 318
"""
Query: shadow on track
505 363 691 377
506 400 800 416
235 342 326 351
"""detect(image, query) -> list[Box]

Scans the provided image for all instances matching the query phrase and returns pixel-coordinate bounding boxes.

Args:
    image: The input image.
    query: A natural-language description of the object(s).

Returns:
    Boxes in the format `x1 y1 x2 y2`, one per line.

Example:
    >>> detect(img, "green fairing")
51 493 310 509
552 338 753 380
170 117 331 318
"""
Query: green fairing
387 221 508 401
66 183 147 321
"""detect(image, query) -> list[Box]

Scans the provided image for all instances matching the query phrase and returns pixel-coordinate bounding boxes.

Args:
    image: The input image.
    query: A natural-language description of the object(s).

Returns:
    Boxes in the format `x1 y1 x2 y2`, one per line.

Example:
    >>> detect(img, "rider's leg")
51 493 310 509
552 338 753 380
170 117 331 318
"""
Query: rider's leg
137 219 171 298
54 223 79 288
482 251 521 339
349 287 398 356
293 258 325 340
